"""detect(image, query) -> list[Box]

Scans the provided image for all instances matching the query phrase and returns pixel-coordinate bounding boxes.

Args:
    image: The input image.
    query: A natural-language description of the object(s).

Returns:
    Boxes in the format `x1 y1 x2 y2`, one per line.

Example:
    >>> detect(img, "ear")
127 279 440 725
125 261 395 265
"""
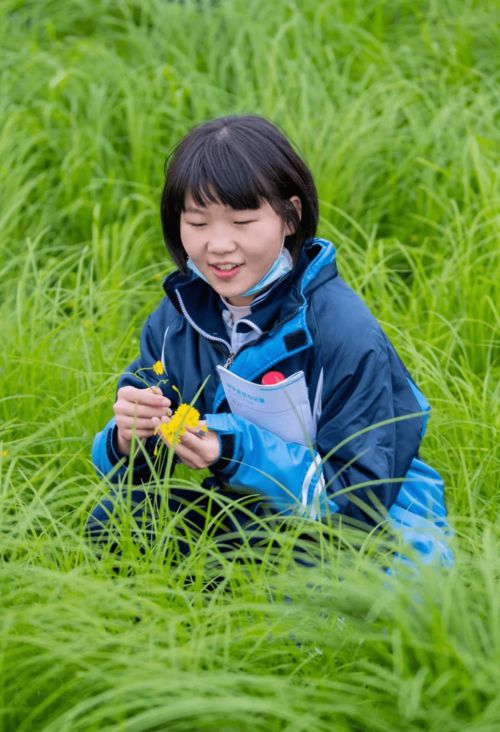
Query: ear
284 195 302 236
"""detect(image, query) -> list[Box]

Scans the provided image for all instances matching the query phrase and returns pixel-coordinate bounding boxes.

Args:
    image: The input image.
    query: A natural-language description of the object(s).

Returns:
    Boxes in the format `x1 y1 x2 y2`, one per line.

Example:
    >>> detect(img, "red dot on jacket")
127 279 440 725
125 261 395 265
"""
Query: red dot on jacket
261 371 286 385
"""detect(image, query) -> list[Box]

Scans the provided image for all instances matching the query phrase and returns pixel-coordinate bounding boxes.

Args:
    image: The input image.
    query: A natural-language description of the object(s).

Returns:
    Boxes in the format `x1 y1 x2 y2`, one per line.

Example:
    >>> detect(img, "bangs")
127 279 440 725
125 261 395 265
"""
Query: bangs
179 138 276 211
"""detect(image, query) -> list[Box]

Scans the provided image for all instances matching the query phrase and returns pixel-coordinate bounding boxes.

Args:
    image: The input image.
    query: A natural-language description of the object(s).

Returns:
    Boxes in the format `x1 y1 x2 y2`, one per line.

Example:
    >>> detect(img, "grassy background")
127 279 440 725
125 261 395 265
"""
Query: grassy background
1 0 499 729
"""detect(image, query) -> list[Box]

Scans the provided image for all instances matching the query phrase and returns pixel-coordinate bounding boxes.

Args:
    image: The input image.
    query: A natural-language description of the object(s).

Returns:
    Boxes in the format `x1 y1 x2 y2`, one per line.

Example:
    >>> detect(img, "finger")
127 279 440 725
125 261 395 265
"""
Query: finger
116 416 160 431
151 415 172 428
116 402 172 419
185 426 206 439
118 386 171 409
177 430 220 467
176 431 203 449
121 429 155 440
174 443 204 469
176 433 214 467
125 395 171 413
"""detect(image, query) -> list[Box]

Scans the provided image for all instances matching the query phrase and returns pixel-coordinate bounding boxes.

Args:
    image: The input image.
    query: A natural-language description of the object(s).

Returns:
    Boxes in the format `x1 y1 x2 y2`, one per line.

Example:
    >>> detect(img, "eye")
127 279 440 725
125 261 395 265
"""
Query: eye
233 219 255 225
187 222 207 228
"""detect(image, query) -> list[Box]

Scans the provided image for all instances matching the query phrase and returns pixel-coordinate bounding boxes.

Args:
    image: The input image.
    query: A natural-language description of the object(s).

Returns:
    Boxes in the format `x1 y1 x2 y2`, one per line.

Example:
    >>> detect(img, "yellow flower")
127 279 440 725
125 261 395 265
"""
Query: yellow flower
156 422 176 443
174 403 201 429
0 450 7 458
152 360 164 375
154 403 203 445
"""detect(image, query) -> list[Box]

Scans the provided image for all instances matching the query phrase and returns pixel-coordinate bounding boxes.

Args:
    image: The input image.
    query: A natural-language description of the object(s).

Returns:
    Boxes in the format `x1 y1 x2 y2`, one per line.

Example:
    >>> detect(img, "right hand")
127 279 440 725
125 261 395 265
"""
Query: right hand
113 385 171 455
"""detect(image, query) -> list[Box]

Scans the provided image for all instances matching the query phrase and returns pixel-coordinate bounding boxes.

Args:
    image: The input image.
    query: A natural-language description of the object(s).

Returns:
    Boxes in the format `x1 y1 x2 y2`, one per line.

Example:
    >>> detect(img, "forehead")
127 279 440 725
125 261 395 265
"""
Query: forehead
183 192 274 214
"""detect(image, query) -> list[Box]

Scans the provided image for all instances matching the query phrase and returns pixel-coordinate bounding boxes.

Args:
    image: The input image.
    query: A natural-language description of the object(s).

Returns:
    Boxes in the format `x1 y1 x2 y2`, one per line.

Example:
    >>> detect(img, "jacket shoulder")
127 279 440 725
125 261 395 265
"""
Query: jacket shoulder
144 295 182 339
308 276 386 360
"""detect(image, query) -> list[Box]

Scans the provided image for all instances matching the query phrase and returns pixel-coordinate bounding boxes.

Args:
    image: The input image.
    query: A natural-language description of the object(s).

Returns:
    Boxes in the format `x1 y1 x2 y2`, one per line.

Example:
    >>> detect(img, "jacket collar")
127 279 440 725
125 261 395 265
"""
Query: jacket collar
162 238 337 342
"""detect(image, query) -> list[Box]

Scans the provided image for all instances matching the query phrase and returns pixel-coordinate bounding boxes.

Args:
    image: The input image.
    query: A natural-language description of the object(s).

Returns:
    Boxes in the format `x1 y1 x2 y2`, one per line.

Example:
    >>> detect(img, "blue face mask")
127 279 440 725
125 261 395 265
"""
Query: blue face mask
186 257 209 283
186 236 293 298
239 241 293 297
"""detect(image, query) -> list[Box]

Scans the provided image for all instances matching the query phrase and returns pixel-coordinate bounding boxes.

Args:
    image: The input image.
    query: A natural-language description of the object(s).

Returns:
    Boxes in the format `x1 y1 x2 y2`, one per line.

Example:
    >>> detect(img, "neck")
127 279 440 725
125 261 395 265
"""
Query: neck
225 293 255 307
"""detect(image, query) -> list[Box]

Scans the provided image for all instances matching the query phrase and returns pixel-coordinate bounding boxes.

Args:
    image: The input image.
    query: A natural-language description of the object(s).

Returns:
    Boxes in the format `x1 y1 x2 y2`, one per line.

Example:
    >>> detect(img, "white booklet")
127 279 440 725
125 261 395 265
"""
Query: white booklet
216 366 315 446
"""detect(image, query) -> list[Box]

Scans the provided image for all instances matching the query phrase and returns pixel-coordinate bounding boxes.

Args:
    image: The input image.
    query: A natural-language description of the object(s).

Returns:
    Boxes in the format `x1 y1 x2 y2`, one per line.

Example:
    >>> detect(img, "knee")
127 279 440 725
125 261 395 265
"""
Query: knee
85 488 161 544
86 495 118 543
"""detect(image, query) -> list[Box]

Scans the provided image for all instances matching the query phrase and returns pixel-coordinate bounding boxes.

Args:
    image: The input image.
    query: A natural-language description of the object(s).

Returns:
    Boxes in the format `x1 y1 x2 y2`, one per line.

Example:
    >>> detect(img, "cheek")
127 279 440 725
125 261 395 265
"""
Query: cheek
247 224 282 258
256 229 283 263
179 221 189 243
179 224 197 256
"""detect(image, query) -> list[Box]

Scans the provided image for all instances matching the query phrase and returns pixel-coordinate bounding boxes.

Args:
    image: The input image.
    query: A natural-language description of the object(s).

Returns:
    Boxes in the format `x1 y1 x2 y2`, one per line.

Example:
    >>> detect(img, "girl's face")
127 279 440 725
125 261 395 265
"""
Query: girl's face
180 193 300 306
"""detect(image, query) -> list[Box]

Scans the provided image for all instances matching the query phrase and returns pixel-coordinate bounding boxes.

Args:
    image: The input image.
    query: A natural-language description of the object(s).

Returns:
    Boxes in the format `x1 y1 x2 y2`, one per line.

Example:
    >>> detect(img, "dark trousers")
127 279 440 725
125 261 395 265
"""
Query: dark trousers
86 481 320 568
86 480 271 557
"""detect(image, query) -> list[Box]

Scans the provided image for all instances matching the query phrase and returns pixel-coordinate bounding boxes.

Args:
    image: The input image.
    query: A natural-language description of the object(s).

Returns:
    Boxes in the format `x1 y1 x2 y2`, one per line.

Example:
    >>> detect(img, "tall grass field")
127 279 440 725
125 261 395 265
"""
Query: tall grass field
1 0 499 729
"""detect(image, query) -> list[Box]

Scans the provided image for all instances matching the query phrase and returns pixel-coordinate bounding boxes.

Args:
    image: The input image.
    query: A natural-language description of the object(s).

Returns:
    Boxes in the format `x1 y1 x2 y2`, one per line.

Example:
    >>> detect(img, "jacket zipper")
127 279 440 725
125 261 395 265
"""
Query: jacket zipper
221 303 304 370
176 289 238 369
175 288 304 372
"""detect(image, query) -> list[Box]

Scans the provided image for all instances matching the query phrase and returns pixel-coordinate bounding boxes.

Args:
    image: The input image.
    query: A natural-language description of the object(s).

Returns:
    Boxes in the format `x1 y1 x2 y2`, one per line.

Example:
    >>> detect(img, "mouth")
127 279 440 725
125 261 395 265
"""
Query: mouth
209 263 242 280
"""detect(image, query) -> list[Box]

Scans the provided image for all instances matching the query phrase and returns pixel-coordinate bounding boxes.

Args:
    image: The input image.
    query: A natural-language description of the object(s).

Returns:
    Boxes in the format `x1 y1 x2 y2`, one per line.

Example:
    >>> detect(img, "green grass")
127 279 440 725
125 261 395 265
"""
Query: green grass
1 0 499 729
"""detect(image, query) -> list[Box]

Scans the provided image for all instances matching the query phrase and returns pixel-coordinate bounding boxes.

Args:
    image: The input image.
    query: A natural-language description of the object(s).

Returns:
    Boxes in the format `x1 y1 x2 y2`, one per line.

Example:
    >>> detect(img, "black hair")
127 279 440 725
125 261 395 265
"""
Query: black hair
160 115 319 271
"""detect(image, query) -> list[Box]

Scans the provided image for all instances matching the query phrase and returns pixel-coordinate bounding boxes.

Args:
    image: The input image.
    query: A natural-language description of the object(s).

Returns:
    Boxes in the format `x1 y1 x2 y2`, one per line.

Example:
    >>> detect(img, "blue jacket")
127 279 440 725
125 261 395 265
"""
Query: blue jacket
92 239 452 562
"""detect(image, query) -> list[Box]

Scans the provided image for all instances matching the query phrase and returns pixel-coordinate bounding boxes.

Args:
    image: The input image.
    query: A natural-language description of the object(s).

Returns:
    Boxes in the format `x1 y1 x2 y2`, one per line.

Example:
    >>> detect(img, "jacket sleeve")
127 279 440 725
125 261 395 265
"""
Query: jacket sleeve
91 417 161 484
205 412 338 518
91 307 179 484
205 329 424 526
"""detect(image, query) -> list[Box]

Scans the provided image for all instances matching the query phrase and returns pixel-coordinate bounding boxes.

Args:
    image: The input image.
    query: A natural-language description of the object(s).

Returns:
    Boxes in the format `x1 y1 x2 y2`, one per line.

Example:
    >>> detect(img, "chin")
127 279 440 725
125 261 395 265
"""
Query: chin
227 294 254 307
214 281 243 297
219 287 243 302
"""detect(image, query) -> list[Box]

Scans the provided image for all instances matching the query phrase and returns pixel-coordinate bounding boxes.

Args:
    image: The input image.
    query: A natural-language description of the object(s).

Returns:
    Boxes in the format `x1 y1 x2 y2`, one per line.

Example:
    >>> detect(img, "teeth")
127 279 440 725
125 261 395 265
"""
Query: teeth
216 264 238 270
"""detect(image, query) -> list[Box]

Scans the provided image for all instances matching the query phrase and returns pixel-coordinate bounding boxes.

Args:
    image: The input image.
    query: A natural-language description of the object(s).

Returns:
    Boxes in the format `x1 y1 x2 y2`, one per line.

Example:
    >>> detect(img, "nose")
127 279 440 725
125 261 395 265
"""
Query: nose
205 225 238 255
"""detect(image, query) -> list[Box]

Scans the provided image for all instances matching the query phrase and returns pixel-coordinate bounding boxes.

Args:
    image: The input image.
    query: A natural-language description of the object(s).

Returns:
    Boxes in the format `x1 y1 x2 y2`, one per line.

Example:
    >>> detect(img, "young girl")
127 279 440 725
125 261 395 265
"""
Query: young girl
89 115 452 565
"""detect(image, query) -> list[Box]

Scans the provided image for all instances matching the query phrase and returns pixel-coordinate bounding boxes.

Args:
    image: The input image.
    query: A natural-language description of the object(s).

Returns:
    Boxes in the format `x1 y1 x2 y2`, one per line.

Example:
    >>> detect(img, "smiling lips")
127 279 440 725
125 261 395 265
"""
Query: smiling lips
209 263 242 279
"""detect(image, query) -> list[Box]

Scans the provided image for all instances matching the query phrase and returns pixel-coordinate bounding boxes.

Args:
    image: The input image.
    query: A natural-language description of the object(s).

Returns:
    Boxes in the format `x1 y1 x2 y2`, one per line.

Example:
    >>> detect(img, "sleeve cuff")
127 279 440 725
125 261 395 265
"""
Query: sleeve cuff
107 425 127 466
205 413 238 478
106 425 153 471
211 432 237 476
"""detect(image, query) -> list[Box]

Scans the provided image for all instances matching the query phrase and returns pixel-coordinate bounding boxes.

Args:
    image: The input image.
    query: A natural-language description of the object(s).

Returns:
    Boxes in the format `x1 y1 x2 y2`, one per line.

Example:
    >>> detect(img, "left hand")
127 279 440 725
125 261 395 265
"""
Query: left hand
151 417 220 469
